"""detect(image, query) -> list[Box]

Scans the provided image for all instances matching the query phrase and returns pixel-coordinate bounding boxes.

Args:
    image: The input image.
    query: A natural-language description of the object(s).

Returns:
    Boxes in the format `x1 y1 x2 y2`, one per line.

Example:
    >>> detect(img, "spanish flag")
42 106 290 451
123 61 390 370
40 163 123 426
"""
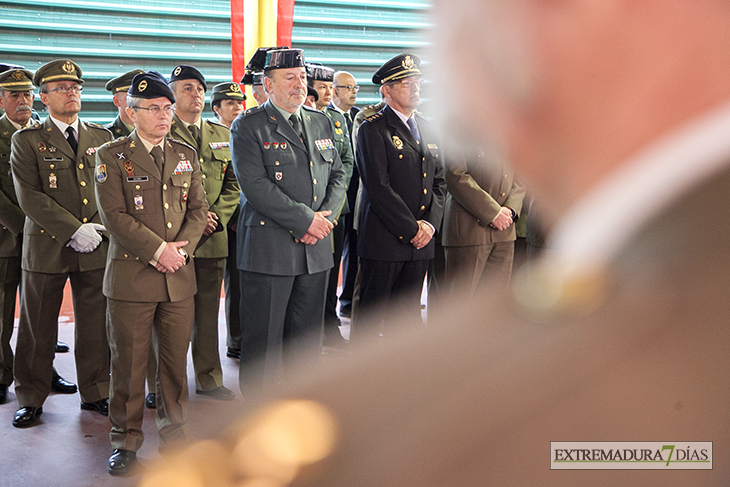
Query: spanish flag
230 0 295 103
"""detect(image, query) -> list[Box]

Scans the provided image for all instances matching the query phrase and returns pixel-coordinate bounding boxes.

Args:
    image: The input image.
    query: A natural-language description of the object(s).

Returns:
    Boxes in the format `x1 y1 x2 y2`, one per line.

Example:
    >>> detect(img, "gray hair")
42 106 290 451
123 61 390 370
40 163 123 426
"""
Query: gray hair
168 80 179 93
126 94 143 109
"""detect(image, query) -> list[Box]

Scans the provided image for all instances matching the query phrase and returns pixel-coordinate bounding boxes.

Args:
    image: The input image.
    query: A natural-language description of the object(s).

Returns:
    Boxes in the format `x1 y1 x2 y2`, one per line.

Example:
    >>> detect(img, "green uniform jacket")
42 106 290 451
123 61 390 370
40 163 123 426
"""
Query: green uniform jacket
105 115 133 139
323 106 354 215
0 115 24 257
10 117 112 272
442 147 526 246
169 115 240 259
94 131 208 302
230 101 347 276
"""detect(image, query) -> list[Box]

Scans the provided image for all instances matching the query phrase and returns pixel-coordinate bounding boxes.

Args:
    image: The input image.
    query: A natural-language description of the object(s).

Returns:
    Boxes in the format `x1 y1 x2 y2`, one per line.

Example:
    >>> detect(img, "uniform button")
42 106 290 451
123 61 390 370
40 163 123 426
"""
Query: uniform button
40 229 45 233
423 189 427 194
423 173 427 178
80 181 86 186
310 161 313 166
500 192 506 197
82 198 88 205
289 230 293 234
167 222 172 228
275 161 280 165
313 179 317 185
398 236 403 240
163 184 168 190
124 253 128 258
399 154 403 159
420 205 425 210
435 154 439 158
504 174 508 178
52 236 56 239
199 158 204 163
164 203 169 209
202 174 206 179
134 185 141 191
78 163 84 169
135 257 140 260
422 157 425 161
260 220 265 225
82 217 88 223
49 164 55 169
313 196 318 202
224 158 228 162
183 182 189 188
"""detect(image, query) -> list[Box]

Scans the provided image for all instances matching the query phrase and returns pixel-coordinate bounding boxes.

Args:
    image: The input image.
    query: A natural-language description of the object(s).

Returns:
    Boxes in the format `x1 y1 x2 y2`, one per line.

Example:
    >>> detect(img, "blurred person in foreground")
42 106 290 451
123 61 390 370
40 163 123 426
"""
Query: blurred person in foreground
142 1 730 485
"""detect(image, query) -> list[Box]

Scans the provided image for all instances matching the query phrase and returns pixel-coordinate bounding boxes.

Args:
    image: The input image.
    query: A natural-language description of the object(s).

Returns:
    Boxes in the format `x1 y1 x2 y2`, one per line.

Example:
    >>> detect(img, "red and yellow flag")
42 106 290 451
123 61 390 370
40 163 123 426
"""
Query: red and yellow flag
230 0 295 104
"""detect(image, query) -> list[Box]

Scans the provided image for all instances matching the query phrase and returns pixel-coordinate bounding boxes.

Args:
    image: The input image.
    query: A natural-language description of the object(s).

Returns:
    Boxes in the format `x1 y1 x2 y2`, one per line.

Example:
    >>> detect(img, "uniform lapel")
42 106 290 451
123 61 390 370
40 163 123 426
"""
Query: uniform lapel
128 130 162 182
0 115 17 140
163 137 182 182
264 101 306 153
384 105 421 154
42 117 75 160
171 114 197 149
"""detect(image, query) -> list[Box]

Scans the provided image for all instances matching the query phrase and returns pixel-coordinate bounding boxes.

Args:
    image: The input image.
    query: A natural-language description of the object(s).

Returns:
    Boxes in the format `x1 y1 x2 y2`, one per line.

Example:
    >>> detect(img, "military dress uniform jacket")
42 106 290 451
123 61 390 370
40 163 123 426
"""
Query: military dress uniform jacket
105 115 133 139
169 116 239 259
356 105 446 262
230 101 347 276
323 106 354 215
442 147 525 246
10 117 112 272
95 131 208 303
0 115 24 257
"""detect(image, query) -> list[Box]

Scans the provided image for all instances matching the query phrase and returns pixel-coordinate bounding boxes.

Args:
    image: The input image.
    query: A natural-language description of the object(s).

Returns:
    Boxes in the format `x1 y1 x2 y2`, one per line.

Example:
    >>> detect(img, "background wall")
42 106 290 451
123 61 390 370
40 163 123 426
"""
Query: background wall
0 0 430 123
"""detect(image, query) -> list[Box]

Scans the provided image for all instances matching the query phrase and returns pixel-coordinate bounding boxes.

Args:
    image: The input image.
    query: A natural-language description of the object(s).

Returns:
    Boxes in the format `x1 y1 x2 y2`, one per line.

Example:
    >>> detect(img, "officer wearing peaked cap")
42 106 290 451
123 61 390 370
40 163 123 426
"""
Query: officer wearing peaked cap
167 64 240 401
352 53 446 343
95 70 208 475
105 69 145 138
211 82 245 128
230 48 346 398
10 59 113 427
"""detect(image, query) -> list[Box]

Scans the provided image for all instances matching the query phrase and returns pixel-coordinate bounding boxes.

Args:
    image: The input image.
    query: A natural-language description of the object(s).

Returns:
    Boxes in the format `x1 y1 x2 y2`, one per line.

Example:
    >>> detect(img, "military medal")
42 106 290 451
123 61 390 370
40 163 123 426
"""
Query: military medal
272 142 279 150
280 142 287 150
275 172 283 181
96 164 107 183
392 136 404 150
124 160 134 177
334 121 341 128
49 173 57 189
86 147 98 156
49 146 56 153
116 152 125 160
134 195 144 210
264 142 271 150
182 189 188 203
38 142 46 152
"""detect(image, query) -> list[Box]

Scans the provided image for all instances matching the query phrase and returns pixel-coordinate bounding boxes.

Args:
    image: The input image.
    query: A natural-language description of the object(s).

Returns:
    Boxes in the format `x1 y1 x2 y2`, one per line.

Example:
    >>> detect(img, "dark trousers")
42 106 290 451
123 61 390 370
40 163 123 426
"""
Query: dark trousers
224 226 241 351
239 270 326 399
0 256 20 387
339 213 359 310
323 216 345 334
352 258 429 344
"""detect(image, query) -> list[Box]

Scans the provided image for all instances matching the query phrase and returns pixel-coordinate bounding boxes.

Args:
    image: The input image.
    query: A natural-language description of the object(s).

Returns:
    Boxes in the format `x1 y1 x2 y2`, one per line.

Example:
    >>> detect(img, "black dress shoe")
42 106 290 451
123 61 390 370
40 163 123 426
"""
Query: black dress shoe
51 371 77 394
145 393 156 409
0 384 7 404
12 406 42 428
226 347 241 359
55 341 70 353
196 386 235 401
108 449 136 476
81 398 108 416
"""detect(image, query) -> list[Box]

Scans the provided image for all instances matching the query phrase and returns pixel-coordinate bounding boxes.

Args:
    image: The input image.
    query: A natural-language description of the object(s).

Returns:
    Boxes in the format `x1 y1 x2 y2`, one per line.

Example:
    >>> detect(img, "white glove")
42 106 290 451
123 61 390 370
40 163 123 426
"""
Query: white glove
66 223 105 253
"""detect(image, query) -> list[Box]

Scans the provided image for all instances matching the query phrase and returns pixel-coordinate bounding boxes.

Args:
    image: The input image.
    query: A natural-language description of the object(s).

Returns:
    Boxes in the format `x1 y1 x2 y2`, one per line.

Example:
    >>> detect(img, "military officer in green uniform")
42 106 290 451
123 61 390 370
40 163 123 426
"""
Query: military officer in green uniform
230 48 346 398
10 59 112 427
307 63 354 347
211 82 245 129
104 69 145 138
167 64 239 401
95 71 208 475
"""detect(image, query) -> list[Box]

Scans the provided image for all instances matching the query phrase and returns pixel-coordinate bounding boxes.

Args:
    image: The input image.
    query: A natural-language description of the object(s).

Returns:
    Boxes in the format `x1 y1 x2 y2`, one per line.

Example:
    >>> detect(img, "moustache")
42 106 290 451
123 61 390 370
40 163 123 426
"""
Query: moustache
16 105 31 112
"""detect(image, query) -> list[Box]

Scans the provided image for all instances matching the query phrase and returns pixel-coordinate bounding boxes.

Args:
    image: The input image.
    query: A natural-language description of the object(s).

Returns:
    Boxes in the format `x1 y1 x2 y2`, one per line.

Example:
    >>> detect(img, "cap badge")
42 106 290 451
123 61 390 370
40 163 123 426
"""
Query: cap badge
231 84 240 92
392 135 404 150
174 66 182 76
402 55 414 70
62 61 75 74
138 80 148 92
12 71 23 80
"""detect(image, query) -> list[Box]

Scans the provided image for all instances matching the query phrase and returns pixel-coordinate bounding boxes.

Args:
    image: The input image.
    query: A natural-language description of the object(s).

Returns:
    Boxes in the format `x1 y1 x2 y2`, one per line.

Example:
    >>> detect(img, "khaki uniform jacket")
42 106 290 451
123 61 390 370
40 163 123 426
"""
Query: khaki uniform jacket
442 147 525 246
95 131 208 302
169 115 239 259
105 115 133 139
10 117 112 272
0 115 24 257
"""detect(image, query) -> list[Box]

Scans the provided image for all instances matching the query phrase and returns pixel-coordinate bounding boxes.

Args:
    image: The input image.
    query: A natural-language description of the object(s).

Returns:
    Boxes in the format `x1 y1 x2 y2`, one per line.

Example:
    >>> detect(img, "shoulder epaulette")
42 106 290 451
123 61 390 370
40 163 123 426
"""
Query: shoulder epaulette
19 123 42 133
101 136 127 150
84 120 107 130
365 111 383 123
414 110 430 122
167 137 195 152
241 105 264 118
205 119 229 130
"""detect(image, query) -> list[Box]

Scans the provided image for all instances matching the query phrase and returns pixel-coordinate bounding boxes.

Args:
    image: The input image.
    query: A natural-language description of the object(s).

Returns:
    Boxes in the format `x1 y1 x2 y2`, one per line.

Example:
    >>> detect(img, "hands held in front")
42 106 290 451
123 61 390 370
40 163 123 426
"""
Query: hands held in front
67 223 106 253
410 220 434 250
155 241 189 274
203 211 219 236
296 210 335 246
489 207 514 231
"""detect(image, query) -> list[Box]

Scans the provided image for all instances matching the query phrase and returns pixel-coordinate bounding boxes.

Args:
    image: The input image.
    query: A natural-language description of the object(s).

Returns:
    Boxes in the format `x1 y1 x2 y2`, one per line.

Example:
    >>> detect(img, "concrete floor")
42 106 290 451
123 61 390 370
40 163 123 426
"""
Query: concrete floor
1 283 351 487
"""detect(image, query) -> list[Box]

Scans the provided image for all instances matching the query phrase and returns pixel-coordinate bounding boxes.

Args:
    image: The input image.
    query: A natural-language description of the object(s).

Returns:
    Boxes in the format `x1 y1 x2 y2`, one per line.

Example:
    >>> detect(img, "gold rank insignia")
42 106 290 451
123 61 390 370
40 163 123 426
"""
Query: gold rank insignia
138 80 148 92
12 71 23 80
402 55 414 69
174 66 182 76
62 61 75 74
231 83 241 92
335 128 343 135
392 135 404 150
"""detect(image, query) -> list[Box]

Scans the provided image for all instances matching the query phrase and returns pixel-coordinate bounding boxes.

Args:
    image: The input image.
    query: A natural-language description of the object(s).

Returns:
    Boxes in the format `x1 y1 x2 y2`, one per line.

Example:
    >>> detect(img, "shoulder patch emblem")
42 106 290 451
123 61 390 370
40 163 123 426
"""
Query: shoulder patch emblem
96 164 107 183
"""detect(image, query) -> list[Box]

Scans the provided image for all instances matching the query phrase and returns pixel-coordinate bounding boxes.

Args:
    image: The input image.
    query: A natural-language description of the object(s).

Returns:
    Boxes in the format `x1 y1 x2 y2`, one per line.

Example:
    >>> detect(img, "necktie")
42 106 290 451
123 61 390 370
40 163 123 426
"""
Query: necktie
189 124 200 145
289 114 304 143
407 117 420 144
65 126 78 154
150 145 164 173
344 111 354 135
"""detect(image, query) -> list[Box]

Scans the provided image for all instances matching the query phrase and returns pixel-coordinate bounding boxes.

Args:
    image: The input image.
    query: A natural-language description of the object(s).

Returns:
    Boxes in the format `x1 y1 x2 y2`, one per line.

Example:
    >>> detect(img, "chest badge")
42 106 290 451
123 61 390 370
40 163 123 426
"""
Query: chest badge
116 152 125 160
392 136 404 150
49 146 57 153
275 172 283 181
37 142 46 152
134 194 144 210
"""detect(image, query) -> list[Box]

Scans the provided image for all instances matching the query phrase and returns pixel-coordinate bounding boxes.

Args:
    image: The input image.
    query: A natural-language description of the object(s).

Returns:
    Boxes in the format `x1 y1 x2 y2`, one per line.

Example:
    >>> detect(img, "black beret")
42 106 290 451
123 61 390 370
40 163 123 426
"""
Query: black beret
129 71 175 104
169 65 207 91
211 82 246 103
307 85 319 102
105 69 145 93
306 63 334 83
265 49 305 71
372 53 422 85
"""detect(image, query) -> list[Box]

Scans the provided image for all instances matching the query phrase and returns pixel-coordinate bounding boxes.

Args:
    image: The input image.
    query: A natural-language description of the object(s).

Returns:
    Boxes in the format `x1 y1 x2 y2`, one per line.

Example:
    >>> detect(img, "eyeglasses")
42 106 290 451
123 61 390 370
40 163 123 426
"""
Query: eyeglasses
134 106 175 115
398 78 424 89
47 86 82 94
334 85 360 92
